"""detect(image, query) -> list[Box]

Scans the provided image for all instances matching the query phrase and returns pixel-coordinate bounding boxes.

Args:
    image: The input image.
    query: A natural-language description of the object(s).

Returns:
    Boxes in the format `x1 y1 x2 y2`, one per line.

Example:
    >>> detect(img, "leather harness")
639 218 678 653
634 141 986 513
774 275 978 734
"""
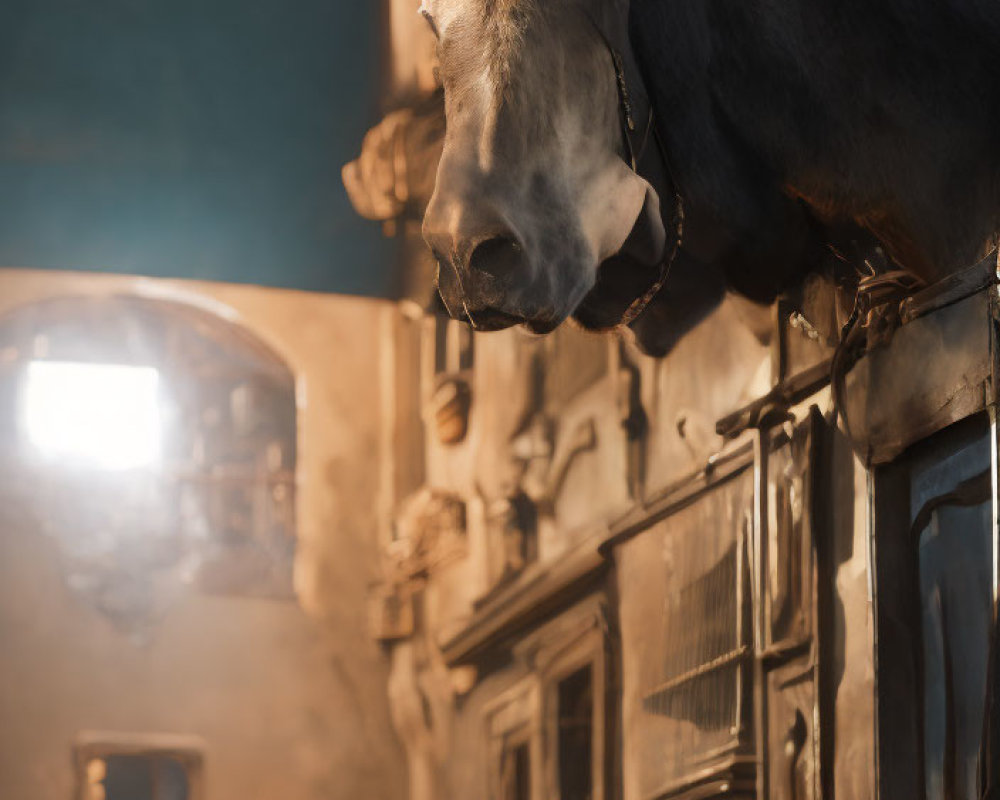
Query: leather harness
589 12 686 325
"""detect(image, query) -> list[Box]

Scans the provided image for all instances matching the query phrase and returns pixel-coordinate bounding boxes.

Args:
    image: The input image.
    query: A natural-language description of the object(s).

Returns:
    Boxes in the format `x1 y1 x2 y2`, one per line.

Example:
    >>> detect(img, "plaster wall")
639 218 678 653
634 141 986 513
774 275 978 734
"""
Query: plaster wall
0 269 406 800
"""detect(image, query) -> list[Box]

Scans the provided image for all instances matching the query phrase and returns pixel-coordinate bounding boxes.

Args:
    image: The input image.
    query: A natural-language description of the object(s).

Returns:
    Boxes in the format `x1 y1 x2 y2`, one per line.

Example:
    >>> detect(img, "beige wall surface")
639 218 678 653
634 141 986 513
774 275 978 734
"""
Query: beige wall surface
0 269 406 800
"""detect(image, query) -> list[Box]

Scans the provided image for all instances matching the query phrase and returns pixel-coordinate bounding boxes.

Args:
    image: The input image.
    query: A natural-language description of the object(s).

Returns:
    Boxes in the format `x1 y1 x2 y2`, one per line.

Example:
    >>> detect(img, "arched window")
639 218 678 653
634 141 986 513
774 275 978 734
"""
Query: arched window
0 294 297 639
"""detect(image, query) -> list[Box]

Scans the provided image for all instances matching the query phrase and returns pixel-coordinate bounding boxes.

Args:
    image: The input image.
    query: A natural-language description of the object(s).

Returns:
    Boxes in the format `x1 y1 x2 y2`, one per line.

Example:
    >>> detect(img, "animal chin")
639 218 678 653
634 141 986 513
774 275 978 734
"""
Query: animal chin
468 308 526 331
571 251 663 329
443 306 550 333
523 317 561 335
479 309 561 335
571 200 669 330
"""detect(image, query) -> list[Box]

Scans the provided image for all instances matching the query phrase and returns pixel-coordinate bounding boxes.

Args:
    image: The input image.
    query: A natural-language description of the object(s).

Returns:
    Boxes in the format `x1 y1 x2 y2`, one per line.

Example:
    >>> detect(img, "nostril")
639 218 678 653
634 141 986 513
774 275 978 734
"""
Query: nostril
469 236 524 279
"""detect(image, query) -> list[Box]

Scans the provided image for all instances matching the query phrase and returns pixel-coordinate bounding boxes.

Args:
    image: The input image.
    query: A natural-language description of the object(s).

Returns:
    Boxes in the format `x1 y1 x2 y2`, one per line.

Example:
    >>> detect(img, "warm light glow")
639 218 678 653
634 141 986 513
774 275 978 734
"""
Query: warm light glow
23 361 162 470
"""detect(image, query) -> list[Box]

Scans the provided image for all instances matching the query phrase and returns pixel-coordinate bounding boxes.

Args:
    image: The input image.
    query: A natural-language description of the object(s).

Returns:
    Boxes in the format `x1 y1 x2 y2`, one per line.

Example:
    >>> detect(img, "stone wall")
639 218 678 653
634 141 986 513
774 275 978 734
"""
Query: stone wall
0 269 406 800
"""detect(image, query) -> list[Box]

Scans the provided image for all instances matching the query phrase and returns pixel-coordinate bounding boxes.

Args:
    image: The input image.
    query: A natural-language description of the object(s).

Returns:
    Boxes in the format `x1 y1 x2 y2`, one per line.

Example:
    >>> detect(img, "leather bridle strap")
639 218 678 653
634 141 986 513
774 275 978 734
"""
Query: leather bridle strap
588 14 685 325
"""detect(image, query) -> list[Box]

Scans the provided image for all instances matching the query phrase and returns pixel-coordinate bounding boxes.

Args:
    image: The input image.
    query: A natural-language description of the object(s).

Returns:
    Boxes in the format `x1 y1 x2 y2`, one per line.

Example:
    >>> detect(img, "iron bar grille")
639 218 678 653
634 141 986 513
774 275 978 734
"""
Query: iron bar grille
618 471 754 798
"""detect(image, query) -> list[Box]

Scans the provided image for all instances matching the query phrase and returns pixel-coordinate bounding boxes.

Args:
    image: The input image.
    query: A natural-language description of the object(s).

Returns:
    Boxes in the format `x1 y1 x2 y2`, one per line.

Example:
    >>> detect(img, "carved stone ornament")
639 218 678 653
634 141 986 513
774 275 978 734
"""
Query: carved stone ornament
429 378 472 445
369 581 415 641
342 92 445 223
388 488 468 579
486 491 539 580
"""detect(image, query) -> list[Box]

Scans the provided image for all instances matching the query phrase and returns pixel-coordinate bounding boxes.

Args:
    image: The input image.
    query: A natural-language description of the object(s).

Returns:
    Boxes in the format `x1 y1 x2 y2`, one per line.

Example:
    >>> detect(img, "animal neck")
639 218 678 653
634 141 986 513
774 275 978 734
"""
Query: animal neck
626 0 1000 284
589 1 679 236
589 0 688 324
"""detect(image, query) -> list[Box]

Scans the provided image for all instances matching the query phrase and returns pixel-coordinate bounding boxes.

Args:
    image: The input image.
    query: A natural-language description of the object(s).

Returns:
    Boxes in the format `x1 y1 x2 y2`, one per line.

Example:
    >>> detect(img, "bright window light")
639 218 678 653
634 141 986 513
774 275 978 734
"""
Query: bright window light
23 361 162 470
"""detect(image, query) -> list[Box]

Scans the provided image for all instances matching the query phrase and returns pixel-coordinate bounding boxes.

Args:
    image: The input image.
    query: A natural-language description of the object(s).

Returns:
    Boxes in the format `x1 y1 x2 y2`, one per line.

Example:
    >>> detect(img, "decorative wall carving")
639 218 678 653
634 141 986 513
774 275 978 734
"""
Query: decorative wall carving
429 378 472 445
342 92 445 226
388 488 468 581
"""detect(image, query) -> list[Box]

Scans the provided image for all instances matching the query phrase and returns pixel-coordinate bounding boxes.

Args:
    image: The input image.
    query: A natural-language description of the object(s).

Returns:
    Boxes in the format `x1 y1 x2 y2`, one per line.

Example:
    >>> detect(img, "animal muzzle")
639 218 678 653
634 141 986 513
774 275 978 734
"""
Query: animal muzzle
433 240 542 331
423 199 563 331
422 155 660 332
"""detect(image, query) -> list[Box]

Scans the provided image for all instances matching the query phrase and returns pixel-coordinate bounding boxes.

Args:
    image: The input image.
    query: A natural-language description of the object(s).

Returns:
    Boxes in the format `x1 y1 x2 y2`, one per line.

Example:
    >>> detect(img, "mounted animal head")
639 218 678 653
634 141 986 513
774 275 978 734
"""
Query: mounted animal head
420 0 672 333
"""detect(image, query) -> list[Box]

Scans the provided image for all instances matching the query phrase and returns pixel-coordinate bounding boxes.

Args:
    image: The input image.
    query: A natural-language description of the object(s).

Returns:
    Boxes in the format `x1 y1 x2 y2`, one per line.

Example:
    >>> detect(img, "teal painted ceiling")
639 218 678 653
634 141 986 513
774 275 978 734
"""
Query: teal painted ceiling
0 0 394 296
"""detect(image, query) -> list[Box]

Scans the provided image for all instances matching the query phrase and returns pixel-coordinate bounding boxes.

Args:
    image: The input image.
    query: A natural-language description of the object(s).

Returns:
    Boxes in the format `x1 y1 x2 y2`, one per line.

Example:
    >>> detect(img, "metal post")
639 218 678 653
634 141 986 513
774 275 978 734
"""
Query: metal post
866 467 880 800
980 256 1000 800
991 405 1000 610
989 255 1000 610
752 428 770 800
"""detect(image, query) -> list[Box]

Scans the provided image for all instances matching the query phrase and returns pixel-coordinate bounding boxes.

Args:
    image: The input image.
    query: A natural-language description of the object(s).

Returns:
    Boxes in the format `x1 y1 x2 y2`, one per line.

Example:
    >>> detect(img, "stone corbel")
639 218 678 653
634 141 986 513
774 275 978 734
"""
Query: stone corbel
341 91 445 227
387 487 468 581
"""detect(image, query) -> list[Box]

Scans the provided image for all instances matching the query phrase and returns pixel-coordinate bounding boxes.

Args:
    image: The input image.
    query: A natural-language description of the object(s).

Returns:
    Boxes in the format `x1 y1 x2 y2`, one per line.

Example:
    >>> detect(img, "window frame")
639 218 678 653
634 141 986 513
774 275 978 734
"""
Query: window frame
537 615 608 800
481 594 610 800
74 731 205 800
484 680 544 800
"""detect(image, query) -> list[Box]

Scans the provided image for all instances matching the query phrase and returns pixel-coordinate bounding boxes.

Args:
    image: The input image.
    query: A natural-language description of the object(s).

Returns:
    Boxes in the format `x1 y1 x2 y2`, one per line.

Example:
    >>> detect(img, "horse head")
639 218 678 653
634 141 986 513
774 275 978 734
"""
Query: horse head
420 0 673 333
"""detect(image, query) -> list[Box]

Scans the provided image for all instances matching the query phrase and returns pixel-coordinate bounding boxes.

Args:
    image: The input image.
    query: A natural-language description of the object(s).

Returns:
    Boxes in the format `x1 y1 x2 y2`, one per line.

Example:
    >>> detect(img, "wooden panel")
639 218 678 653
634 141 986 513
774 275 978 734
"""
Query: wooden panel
843 290 991 464
766 657 819 800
